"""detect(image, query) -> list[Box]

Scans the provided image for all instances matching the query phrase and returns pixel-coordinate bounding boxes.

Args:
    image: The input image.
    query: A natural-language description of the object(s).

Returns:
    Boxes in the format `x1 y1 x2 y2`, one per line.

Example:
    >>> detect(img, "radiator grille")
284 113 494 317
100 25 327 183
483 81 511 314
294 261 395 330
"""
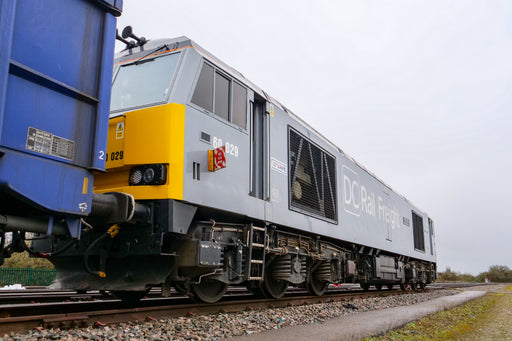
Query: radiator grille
288 128 337 222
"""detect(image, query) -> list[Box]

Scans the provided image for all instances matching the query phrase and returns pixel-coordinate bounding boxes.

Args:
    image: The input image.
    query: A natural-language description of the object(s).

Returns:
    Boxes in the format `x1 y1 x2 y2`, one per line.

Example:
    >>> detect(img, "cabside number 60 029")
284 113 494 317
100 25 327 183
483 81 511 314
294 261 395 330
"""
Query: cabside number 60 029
213 136 239 158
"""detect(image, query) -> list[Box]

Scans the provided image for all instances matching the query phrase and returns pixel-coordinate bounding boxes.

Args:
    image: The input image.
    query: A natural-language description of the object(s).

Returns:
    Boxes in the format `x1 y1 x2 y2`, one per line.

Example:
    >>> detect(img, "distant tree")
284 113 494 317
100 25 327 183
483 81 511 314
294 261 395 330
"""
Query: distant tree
437 265 512 283
437 267 476 282
437 267 459 282
476 272 487 283
484 265 512 283
458 273 476 282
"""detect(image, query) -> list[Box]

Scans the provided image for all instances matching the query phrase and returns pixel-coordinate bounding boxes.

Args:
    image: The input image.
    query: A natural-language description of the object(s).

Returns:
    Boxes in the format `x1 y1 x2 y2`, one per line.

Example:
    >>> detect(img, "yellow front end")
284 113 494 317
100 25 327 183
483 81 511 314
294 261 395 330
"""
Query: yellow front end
94 103 185 200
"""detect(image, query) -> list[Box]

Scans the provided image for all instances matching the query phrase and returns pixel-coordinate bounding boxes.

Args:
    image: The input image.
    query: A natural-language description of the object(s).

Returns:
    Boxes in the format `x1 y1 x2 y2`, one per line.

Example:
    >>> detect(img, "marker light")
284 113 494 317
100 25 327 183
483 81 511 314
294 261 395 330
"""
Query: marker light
129 169 143 185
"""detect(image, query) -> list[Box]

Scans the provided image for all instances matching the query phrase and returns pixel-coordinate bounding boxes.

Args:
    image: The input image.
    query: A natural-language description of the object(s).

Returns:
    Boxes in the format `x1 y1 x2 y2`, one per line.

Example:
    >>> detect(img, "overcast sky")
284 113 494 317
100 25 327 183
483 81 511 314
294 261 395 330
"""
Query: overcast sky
116 1 512 275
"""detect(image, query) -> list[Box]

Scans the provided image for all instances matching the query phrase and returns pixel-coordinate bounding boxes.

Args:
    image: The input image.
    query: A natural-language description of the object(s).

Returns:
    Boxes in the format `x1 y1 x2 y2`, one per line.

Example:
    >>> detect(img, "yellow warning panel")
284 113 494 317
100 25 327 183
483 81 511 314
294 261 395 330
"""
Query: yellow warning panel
106 116 126 169
95 103 186 201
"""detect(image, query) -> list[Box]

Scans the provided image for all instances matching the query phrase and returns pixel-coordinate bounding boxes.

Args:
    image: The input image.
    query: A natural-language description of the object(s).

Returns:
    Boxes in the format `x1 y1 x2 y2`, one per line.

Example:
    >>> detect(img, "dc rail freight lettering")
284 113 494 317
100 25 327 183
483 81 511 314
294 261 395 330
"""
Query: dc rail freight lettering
0 20 436 303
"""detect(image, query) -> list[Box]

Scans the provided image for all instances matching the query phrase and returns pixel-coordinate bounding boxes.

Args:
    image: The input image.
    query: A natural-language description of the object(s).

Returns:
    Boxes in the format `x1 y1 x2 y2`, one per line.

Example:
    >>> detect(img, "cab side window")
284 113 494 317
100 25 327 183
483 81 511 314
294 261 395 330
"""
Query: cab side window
191 61 247 130
191 64 214 112
214 72 230 121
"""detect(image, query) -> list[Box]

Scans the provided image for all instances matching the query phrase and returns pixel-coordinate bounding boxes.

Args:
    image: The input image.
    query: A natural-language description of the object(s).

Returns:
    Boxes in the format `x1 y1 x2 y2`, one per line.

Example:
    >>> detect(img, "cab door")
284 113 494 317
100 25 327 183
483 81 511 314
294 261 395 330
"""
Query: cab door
249 94 269 201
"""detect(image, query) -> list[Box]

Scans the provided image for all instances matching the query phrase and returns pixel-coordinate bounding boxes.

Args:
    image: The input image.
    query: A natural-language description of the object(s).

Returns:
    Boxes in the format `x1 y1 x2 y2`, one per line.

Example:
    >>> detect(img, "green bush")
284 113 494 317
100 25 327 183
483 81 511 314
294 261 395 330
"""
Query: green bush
1 251 54 269
476 265 512 283
437 267 475 282
438 265 512 283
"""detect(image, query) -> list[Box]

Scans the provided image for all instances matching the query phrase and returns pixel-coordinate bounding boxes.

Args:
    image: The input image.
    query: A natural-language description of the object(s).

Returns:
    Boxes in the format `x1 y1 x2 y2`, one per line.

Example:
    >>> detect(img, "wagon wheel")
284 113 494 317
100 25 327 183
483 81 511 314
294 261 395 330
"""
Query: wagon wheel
375 284 383 291
360 283 370 291
191 278 228 303
399 282 406 290
112 290 149 304
306 275 329 296
262 267 289 299
386 284 393 290
418 281 426 290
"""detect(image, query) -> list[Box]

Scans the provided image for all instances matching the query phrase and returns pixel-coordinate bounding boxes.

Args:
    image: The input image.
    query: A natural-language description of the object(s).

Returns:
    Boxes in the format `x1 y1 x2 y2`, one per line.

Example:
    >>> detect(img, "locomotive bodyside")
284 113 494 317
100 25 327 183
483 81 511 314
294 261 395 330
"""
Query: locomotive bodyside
33 35 436 301
99 37 435 262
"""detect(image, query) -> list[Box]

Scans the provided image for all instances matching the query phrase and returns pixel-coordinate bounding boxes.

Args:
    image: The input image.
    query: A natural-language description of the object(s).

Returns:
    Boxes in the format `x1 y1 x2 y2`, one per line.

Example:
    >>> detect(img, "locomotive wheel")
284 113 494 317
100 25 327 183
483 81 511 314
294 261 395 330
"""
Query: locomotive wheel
360 283 370 291
247 282 268 298
399 283 406 290
191 278 228 303
386 284 393 290
375 284 383 291
173 282 190 295
306 276 329 296
419 282 426 290
262 269 289 299
112 290 149 304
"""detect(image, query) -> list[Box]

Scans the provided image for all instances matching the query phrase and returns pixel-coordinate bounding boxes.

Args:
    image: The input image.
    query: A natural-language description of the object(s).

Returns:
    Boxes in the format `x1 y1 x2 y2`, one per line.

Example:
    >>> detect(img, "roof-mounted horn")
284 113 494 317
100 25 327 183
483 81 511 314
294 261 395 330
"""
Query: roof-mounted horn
121 26 147 47
116 29 137 49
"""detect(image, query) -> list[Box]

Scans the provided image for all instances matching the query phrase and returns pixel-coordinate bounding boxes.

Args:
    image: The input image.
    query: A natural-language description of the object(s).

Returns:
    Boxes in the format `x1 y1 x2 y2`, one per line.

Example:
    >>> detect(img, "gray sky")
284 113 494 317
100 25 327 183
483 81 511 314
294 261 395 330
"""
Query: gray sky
116 1 512 275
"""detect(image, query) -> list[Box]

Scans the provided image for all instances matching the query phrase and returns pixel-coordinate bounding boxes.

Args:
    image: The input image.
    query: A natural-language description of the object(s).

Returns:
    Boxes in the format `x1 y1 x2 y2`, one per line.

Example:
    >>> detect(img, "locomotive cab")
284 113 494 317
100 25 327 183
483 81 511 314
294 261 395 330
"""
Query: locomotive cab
91 37 280 301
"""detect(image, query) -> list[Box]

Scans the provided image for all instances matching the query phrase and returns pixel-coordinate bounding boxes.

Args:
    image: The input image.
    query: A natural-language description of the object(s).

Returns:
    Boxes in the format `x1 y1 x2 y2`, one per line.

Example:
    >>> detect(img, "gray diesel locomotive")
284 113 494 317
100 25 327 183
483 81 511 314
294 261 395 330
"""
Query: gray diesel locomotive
32 32 436 303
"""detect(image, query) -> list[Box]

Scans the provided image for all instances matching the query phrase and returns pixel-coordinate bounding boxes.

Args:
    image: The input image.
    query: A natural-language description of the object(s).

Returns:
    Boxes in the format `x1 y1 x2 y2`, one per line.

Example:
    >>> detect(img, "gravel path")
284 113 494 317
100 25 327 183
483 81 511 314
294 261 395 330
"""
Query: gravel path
0 289 458 341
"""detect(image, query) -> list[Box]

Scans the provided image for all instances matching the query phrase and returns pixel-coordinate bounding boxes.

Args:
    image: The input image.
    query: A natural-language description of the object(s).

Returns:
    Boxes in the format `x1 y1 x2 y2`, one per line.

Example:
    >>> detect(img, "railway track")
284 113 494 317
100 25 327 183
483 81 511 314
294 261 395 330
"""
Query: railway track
0 284 361 307
0 286 448 335
0 283 481 334
0 282 478 306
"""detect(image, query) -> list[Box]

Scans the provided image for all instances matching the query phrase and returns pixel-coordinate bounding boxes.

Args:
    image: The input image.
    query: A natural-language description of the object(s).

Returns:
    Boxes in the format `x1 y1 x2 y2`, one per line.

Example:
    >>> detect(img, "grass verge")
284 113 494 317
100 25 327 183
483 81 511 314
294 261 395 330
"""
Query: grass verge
362 290 505 341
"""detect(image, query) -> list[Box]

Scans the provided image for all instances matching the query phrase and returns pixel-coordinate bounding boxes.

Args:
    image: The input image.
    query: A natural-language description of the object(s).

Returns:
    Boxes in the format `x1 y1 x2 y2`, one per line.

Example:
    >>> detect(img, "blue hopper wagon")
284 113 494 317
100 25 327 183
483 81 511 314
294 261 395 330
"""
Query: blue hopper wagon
0 1 128 249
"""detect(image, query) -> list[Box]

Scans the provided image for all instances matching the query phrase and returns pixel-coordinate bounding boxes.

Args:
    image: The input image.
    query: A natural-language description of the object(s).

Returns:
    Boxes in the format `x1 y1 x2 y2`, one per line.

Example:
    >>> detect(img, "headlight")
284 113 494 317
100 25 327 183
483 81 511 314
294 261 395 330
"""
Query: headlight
129 164 167 186
143 168 155 183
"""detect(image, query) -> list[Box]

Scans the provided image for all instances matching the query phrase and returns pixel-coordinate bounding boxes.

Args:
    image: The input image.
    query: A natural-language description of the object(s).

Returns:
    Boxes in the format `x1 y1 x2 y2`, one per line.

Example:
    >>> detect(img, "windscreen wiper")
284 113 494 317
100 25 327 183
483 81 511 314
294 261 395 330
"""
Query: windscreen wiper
133 44 171 65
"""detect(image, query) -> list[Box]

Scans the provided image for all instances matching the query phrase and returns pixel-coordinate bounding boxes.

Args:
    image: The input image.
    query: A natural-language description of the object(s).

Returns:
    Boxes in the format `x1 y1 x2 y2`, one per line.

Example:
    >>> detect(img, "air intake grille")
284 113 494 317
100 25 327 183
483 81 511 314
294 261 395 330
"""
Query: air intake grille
288 128 337 222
